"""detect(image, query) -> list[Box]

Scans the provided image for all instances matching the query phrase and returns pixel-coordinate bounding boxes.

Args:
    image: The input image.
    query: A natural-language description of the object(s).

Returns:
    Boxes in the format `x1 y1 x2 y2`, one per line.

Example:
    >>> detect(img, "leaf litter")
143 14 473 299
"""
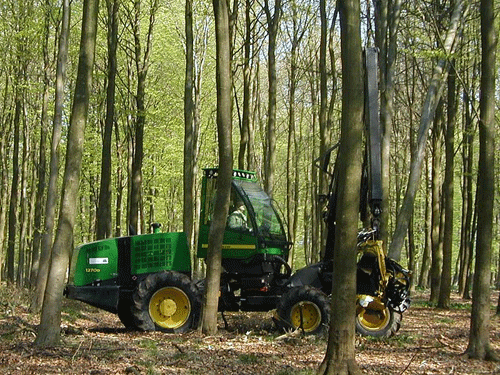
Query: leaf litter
0 289 498 374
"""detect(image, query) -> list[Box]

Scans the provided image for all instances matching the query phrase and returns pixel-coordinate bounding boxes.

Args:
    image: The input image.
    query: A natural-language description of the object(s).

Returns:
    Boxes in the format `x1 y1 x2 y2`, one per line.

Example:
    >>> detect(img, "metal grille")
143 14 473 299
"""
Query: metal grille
131 235 173 273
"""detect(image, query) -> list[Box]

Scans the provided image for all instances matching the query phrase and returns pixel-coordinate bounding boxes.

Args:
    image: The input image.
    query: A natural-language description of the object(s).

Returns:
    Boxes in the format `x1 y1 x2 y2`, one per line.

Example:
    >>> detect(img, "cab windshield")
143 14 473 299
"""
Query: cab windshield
233 179 286 241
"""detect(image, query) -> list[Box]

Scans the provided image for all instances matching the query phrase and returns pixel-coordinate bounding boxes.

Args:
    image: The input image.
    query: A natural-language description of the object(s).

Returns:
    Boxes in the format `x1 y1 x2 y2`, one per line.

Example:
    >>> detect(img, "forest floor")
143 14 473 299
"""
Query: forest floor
0 287 499 375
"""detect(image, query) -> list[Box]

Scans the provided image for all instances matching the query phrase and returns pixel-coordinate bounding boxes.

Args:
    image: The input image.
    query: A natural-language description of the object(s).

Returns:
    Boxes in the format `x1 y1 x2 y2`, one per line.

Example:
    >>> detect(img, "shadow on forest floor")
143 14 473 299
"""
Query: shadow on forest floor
0 286 499 374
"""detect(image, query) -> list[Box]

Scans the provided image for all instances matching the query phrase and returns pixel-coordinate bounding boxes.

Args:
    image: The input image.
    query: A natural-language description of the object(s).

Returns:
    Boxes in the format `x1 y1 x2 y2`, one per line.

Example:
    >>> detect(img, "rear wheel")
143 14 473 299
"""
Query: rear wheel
131 271 202 333
355 304 401 337
276 286 330 335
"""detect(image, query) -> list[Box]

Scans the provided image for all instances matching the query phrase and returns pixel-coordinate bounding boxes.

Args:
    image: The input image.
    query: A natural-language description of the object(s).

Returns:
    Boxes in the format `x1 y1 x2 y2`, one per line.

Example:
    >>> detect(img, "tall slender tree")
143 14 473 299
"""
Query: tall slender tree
388 0 465 260
128 0 159 234
35 0 99 346
31 0 71 313
96 0 119 240
375 0 401 247
318 0 363 373
184 0 197 263
30 0 52 287
263 0 281 198
438 63 457 308
201 0 233 335
465 0 499 361
202 0 233 335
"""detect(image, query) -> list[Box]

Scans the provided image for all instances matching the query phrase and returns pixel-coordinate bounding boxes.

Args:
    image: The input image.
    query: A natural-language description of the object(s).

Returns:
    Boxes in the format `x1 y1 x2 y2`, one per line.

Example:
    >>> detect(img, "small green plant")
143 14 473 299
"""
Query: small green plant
436 317 455 324
392 333 416 346
138 338 159 356
238 353 260 364
450 302 471 310
364 335 389 344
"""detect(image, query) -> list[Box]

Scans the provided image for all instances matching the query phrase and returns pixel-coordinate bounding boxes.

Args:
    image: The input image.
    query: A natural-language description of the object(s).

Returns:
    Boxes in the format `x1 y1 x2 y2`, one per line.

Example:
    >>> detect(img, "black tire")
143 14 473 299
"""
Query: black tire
355 304 401 337
117 294 136 329
276 286 330 335
131 271 202 333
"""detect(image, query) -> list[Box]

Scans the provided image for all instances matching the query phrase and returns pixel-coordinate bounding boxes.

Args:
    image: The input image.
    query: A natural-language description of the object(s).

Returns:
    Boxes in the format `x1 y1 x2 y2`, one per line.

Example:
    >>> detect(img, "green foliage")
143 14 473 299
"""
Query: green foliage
238 353 260 364
0 0 498 303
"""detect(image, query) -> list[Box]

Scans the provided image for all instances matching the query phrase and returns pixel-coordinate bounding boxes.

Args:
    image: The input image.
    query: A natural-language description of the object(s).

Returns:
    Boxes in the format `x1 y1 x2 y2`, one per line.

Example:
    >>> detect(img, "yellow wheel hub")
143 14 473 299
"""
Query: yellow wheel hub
290 301 321 332
149 287 191 329
357 306 390 331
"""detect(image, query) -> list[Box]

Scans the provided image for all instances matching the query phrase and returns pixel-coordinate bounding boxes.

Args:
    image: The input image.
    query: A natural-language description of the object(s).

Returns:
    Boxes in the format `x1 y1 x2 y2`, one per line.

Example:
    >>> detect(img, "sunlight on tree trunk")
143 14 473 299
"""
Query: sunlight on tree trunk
201 0 233 336
465 0 499 362
35 0 99 347
388 0 465 261
318 0 363 373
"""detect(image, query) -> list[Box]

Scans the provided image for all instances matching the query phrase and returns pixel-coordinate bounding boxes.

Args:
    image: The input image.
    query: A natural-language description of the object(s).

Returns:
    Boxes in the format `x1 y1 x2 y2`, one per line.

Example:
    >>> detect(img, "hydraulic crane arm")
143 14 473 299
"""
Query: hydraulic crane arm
321 47 383 263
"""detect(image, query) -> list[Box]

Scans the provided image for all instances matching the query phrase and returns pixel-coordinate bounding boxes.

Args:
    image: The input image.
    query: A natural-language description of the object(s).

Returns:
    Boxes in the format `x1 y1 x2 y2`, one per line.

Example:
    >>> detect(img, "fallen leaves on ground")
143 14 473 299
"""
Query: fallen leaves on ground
0 290 499 374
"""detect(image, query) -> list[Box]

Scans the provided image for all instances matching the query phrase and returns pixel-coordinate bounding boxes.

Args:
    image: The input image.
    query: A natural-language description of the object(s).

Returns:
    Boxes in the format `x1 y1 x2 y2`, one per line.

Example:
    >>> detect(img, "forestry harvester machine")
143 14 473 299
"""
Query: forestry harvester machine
64 48 410 336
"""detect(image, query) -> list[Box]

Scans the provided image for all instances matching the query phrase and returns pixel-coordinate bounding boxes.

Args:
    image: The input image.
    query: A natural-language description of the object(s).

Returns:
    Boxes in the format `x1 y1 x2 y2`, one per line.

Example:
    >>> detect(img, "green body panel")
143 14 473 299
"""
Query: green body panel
130 232 191 274
197 225 259 259
70 239 119 286
69 232 191 287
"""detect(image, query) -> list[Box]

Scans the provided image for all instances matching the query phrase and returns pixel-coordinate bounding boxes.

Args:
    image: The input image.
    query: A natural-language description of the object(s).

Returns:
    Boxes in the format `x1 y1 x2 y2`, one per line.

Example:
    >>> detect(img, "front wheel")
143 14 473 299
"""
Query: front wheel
355 302 401 337
276 286 330 335
131 271 202 333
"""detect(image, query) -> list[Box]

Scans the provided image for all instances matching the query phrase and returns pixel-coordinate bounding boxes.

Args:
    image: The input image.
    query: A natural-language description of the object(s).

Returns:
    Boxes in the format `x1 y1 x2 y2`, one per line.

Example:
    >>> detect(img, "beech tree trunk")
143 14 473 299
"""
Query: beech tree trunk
31 0 71 313
438 65 456 308
318 1 363 374
388 0 465 261
466 0 498 361
6 85 21 284
375 0 401 248
238 0 252 170
184 0 197 262
263 0 281 198
201 0 233 335
458 88 475 296
96 0 119 240
128 0 159 234
35 0 99 347
418 160 432 288
429 104 443 304
30 0 51 287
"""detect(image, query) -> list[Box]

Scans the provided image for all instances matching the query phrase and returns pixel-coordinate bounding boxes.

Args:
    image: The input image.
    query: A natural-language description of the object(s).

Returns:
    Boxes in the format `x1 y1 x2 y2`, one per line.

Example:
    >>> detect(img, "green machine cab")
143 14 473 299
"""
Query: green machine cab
197 168 289 260
197 168 293 313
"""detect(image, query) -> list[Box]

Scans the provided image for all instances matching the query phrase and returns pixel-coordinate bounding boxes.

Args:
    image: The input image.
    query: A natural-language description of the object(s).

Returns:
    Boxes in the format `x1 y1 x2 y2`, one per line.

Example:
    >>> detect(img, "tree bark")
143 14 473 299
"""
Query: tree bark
35 0 99 347
31 0 71 313
429 104 443 304
128 0 159 234
184 0 197 263
30 0 51 287
418 157 432 288
96 0 119 240
388 0 465 261
466 0 499 361
318 1 363 374
375 0 401 248
201 0 233 335
263 0 281 198
437 63 456 308
6 86 21 284
458 88 474 296
238 0 252 170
